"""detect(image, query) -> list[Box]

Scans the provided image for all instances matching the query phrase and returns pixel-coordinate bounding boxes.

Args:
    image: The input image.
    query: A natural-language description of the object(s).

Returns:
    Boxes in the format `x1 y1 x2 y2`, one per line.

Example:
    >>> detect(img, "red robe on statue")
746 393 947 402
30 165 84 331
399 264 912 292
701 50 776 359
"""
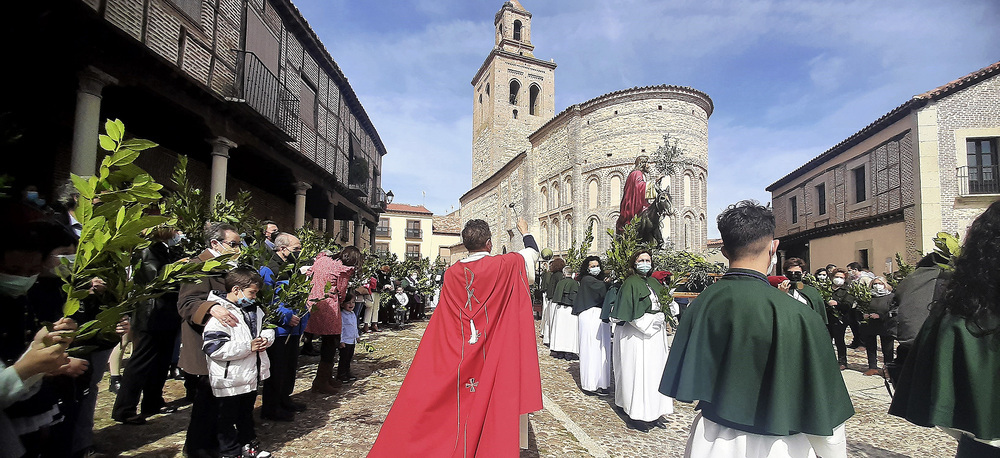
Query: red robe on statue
616 169 650 232
368 251 542 457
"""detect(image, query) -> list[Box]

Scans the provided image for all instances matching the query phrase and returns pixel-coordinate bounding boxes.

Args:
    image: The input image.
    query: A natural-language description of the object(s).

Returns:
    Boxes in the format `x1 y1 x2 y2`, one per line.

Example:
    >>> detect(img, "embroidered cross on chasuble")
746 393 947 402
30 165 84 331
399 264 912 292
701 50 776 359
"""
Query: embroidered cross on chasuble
369 250 542 457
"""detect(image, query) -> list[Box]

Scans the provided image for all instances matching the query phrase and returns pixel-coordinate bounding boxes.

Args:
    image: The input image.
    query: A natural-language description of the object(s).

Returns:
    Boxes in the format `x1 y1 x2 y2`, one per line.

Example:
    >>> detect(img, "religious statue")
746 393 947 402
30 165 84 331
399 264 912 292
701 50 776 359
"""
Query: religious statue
635 184 673 248
616 156 673 248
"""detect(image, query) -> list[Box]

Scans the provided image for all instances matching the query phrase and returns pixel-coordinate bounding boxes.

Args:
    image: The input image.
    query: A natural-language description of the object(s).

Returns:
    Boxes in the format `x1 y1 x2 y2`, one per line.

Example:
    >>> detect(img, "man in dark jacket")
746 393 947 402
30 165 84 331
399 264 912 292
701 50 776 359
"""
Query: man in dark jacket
885 253 949 384
259 232 306 421
112 227 184 424
177 223 241 458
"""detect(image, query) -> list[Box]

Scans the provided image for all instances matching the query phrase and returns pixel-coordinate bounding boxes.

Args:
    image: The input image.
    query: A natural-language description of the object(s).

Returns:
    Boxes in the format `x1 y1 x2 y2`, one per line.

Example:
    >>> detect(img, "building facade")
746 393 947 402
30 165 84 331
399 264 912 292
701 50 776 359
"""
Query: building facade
460 1 713 258
375 204 461 262
767 61 1000 271
5 0 388 246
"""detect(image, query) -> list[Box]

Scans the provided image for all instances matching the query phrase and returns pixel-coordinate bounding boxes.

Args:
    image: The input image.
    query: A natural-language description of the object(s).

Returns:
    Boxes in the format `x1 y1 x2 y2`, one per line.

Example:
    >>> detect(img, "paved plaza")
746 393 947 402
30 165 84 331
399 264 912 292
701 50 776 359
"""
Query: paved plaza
93 318 957 457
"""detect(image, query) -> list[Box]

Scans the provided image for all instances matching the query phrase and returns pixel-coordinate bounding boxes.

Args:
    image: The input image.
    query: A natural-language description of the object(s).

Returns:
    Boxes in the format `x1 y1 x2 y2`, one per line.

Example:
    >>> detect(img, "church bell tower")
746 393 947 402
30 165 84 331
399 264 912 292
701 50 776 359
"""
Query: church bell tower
470 1 556 187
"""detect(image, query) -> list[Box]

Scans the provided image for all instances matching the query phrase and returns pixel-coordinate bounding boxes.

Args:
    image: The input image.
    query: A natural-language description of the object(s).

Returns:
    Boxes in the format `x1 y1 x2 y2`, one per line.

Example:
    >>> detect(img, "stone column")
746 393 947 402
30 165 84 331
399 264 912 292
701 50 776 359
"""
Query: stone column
368 221 377 249
207 137 237 209
71 66 117 177
293 181 312 229
353 214 364 247
326 192 339 236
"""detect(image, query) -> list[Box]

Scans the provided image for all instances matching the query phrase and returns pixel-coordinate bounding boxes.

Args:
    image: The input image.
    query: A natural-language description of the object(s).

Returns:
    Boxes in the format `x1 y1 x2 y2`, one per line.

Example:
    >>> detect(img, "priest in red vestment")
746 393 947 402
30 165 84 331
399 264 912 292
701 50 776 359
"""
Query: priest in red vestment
369 217 541 457
616 156 653 232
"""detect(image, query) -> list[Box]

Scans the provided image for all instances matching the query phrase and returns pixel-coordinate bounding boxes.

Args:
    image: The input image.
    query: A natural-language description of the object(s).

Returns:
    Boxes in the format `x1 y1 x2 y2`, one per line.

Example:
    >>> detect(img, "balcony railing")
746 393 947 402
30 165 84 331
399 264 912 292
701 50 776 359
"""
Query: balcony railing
405 252 422 261
231 50 298 140
405 228 423 238
375 249 389 257
957 165 1000 195
375 226 390 237
374 187 387 211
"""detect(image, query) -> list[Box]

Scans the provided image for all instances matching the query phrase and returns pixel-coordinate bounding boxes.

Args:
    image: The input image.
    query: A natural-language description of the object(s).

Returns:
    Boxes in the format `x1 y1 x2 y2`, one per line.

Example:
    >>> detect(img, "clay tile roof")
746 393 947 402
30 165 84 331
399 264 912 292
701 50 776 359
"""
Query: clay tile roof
918 60 1000 99
433 211 462 235
385 203 433 216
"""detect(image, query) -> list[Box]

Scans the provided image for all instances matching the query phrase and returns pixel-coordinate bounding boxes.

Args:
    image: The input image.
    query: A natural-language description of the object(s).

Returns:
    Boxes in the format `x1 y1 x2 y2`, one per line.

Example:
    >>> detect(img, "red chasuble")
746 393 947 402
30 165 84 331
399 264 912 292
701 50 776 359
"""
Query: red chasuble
616 169 649 232
369 252 542 457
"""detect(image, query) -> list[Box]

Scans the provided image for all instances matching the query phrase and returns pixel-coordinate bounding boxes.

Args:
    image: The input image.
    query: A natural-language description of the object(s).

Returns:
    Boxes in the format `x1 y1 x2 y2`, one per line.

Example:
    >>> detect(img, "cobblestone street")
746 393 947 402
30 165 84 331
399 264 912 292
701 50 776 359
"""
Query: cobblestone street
94 318 957 457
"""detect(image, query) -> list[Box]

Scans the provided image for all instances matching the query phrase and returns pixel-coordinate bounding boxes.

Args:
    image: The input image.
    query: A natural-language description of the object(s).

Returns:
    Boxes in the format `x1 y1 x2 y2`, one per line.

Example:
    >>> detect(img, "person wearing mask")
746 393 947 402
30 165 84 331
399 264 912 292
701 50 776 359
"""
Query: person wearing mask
572 256 611 395
261 221 278 252
304 246 362 395
112 227 185 424
608 250 673 431
890 201 1000 456
858 277 894 376
258 233 307 421
402 270 425 320
776 258 828 324
660 200 853 457
177 222 243 458
367 264 392 333
828 268 854 370
884 252 950 384
549 265 579 360
814 268 829 282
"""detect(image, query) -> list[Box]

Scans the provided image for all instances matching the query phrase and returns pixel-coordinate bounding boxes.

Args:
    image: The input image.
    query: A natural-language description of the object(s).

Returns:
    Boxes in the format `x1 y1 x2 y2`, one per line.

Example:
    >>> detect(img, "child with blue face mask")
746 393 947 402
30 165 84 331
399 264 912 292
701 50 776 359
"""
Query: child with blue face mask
202 268 275 458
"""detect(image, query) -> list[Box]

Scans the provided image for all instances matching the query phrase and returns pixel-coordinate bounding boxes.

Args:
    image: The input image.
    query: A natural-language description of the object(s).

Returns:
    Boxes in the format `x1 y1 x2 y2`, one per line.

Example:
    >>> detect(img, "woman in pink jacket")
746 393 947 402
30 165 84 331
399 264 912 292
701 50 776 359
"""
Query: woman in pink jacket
305 246 362 394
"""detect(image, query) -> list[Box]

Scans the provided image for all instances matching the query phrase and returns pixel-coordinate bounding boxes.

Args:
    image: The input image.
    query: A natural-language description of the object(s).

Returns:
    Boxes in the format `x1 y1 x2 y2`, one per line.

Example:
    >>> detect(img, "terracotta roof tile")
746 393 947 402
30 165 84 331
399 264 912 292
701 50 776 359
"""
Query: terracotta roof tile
385 203 433 215
433 211 462 235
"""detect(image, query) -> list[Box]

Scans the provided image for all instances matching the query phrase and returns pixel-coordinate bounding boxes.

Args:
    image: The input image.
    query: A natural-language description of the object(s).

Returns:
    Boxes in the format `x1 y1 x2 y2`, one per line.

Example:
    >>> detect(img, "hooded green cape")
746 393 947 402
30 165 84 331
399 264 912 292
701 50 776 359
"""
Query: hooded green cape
545 271 563 298
799 285 829 325
889 307 1000 441
552 276 578 305
572 275 608 315
608 274 665 322
659 268 853 436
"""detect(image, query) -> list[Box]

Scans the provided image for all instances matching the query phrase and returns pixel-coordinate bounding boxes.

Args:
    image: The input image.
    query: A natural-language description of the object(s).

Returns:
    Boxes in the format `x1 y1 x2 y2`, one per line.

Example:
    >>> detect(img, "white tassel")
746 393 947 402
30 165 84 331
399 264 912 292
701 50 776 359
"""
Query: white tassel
468 319 480 344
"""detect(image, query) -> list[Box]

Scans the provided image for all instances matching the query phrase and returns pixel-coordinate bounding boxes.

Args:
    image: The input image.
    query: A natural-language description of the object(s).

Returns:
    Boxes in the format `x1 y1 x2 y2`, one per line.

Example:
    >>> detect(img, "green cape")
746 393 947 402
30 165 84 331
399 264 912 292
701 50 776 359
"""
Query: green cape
600 284 619 320
799 285 829 325
572 275 609 315
539 271 553 295
608 274 665 322
889 308 1000 440
545 271 563 298
659 268 854 436
552 276 578 305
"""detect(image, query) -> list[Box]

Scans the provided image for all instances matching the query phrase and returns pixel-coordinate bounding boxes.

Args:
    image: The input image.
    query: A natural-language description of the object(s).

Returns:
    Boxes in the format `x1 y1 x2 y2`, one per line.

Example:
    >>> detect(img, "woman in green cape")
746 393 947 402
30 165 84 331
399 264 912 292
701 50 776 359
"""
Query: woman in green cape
549 264 579 360
890 200 1000 456
541 258 565 347
608 249 673 431
572 256 611 395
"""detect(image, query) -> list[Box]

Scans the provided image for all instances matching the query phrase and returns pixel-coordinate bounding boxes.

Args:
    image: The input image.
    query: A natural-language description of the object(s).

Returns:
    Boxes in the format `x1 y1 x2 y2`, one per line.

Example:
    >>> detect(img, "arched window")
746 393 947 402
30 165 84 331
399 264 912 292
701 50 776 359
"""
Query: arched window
684 215 693 251
683 174 692 207
540 187 548 212
551 182 560 209
661 212 671 243
513 20 522 41
563 216 572 249
610 175 622 205
552 219 560 251
509 80 520 105
564 176 572 205
512 109 518 119
588 179 599 209
485 83 490 96
539 221 548 248
588 216 601 251
529 84 540 115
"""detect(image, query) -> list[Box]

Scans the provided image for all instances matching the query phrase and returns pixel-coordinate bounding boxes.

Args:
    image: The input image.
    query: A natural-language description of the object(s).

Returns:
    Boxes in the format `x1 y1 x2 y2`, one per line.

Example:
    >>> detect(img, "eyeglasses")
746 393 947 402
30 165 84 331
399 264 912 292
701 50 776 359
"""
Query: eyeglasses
216 240 241 248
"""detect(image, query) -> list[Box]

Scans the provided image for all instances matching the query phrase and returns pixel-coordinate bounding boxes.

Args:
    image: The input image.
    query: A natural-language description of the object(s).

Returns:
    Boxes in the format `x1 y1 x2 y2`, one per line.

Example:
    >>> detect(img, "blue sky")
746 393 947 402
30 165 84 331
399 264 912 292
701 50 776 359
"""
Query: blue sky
295 0 999 237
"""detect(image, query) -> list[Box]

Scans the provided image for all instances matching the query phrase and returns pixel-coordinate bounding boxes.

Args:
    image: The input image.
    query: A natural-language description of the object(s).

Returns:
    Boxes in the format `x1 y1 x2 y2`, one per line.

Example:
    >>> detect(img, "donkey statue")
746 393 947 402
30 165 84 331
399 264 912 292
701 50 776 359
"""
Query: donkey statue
635 184 673 248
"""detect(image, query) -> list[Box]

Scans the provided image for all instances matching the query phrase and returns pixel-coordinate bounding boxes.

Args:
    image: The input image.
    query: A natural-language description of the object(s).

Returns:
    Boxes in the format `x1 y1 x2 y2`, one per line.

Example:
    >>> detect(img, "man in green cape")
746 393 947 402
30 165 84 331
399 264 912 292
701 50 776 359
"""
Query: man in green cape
659 200 853 457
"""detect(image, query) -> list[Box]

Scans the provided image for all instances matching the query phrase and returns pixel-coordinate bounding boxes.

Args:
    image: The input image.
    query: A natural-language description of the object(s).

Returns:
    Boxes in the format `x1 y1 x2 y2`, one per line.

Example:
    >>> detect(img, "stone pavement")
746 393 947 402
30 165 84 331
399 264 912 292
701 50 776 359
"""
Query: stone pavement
93 320 956 457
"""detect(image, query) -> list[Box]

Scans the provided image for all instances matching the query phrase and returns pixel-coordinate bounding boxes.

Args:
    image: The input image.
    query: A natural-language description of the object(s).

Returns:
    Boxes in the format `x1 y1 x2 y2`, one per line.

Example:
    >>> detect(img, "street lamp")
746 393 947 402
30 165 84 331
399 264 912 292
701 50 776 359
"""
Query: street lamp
386 190 394 205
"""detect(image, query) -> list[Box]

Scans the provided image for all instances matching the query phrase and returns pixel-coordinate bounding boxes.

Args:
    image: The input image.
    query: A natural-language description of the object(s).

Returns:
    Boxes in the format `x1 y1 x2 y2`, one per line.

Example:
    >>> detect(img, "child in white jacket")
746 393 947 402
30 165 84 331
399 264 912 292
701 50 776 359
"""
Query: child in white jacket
202 268 274 458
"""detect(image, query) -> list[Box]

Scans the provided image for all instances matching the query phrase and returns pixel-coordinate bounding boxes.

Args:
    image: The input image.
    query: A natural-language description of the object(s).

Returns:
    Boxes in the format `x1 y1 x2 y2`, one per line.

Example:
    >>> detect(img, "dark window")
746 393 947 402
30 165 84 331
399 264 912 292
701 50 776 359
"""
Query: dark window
529 85 540 116
513 20 522 41
858 249 869 270
509 80 520 105
816 184 827 215
966 138 999 194
853 166 866 203
170 0 202 21
790 196 798 224
485 83 490 96
406 220 422 238
375 243 390 256
406 244 421 260
376 218 390 237
299 75 317 130
512 109 518 119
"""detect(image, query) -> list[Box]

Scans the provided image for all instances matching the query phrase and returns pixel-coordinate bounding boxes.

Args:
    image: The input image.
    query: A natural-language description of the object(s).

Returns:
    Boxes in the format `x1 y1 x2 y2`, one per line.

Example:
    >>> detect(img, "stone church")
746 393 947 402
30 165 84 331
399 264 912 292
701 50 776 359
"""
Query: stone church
459 1 713 257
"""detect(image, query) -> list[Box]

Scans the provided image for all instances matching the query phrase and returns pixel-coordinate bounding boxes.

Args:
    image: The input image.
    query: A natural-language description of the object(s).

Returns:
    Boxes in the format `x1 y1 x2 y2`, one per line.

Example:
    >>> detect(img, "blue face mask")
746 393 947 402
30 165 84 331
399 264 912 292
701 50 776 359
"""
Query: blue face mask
636 261 652 275
237 290 254 307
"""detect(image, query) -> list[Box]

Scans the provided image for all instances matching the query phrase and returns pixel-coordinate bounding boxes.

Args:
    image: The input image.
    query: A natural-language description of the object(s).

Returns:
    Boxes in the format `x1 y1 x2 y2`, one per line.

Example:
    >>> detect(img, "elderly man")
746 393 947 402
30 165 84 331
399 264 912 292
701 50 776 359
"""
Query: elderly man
177 222 242 458
258 232 306 421
262 221 278 252
370 218 541 456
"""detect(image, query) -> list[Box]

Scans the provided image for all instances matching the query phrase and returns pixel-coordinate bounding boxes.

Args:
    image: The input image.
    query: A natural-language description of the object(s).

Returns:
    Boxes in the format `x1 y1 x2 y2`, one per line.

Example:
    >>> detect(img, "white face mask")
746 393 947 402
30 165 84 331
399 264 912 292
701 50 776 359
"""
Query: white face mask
873 284 886 293
588 267 601 276
816 274 828 281
832 277 845 286
0 273 39 297
635 261 652 275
